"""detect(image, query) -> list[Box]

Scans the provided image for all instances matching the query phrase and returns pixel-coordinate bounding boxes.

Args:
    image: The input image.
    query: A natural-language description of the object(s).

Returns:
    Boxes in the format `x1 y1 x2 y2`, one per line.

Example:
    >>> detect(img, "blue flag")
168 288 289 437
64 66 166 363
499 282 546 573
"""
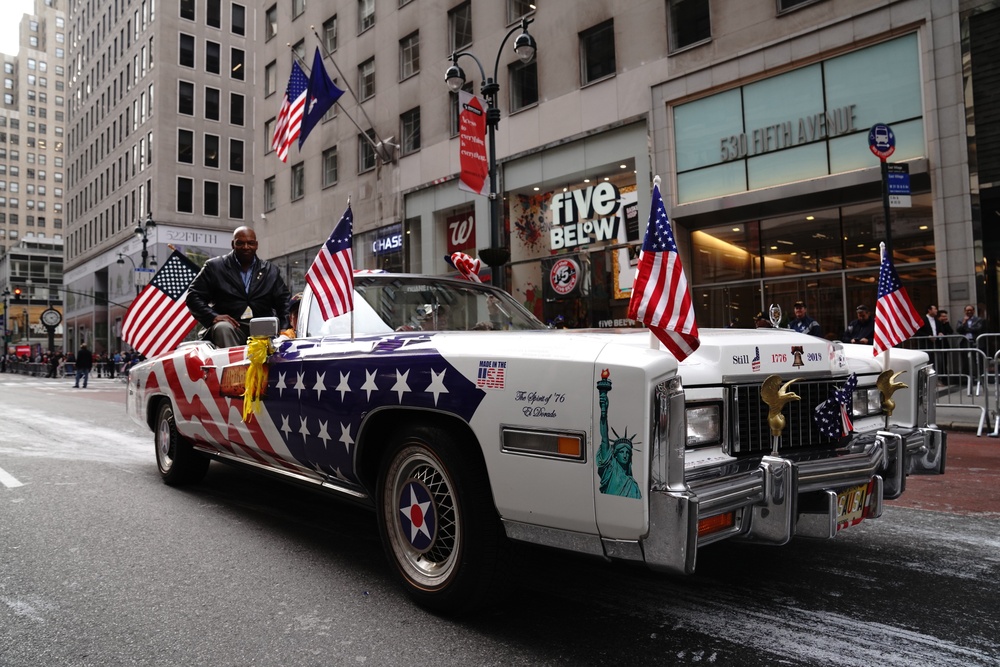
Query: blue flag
299 48 344 148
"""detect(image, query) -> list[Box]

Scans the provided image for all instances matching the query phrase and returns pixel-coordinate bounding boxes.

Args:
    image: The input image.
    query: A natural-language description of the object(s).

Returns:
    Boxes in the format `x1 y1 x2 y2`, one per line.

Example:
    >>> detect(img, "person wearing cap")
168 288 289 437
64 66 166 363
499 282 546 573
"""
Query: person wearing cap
787 301 822 337
842 305 875 344
280 292 303 338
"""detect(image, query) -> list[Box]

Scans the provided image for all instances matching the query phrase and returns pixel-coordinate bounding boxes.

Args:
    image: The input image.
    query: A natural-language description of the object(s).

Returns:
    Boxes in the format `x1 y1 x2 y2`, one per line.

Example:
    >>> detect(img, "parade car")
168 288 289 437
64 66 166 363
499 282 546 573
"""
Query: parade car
126 273 946 612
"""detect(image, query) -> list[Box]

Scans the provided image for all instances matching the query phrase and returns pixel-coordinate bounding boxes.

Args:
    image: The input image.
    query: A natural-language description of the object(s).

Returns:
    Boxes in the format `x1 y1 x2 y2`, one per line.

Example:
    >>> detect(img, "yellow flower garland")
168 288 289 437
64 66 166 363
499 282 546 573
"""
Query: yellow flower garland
242 335 275 422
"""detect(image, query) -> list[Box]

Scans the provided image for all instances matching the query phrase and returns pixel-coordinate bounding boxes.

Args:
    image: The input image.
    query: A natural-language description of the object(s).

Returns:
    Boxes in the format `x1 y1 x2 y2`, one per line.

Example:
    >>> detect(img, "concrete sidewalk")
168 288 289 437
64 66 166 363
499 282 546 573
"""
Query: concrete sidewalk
887 428 1000 515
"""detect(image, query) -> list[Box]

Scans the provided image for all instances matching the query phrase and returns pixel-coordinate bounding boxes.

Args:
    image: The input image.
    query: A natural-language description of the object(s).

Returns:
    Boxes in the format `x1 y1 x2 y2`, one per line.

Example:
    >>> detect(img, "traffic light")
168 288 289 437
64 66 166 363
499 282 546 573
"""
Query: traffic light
12 287 22 301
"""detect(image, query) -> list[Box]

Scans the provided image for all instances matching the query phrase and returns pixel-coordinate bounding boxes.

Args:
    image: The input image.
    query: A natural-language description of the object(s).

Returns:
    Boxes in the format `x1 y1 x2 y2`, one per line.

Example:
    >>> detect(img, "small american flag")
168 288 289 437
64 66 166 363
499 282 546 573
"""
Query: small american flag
306 205 354 321
814 373 857 439
121 250 199 358
271 61 308 162
627 179 700 361
873 242 923 356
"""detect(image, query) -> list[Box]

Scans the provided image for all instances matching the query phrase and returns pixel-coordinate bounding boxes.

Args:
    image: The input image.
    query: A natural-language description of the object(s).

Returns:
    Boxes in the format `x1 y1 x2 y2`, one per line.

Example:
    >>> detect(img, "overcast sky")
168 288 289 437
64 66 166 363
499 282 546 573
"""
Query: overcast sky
0 0 36 57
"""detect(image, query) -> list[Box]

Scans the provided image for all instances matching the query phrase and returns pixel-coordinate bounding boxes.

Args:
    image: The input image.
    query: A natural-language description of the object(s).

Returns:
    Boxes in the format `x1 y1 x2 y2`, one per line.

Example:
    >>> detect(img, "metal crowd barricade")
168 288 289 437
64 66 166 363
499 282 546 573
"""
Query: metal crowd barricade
900 335 991 435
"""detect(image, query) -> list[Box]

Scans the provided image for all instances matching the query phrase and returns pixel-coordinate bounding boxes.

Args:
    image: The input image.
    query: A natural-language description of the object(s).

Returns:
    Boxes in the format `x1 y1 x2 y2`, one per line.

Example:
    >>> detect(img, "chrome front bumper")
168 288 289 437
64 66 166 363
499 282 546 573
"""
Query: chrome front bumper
640 424 945 575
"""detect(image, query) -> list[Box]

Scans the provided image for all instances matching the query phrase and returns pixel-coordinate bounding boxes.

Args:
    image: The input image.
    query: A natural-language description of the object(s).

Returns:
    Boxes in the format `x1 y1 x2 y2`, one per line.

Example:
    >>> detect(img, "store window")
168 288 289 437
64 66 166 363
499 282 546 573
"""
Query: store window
356 223 404 272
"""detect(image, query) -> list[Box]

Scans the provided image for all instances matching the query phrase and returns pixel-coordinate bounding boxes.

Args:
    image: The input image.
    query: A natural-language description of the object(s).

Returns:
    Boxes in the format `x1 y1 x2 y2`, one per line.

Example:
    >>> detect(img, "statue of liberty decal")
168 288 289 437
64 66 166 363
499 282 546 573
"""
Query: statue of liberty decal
596 369 641 499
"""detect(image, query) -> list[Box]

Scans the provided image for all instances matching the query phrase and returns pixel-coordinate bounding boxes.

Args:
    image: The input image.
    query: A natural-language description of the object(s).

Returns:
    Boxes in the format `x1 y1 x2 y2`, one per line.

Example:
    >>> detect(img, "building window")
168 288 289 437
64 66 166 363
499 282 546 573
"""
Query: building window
178 81 194 115
265 4 277 40
230 139 244 172
230 93 245 125
322 146 338 187
231 48 245 80
232 4 246 35
204 134 219 168
507 0 534 24
180 0 195 21
177 177 193 212
580 20 616 84
265 60 277 96
179 34 195 68
206 41 221 74
205 87 220 120
206 0 221 27
509 61 537 111
204 181 220 216
399 31 419 80
359 130 376 172
264 118 276 154
449 2 472 52
358 57 375 100
177 129 193 163
668 0 711 52
292 0 305 19
229 184 244 218
292 39 306 61
291 162 304 200
264 176 276 211
359 0 375 32
400 108 420 155
323 15 338 53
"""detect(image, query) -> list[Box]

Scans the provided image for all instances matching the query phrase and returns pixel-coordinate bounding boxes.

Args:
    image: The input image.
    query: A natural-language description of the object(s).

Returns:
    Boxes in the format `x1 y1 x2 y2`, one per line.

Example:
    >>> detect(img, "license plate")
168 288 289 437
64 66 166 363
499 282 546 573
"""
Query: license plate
836 482 868 530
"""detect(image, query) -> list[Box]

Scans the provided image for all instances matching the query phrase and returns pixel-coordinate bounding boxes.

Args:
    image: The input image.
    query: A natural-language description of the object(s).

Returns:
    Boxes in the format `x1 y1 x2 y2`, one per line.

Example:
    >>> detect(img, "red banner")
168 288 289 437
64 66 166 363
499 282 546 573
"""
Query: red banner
458 90 489 196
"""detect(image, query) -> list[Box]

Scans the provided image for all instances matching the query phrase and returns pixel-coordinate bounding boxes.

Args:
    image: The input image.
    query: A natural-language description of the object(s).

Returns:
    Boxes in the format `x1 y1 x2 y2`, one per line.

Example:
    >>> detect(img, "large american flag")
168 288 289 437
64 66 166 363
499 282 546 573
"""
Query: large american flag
627 180 700 360
306 205 354 321
873 242 923 356
121 250 199 358
271 61 308 162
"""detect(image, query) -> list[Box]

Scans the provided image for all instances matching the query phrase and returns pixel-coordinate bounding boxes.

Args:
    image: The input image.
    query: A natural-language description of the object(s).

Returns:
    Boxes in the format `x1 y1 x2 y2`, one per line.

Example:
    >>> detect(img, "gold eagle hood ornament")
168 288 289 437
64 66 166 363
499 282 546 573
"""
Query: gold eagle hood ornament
760 375 801 438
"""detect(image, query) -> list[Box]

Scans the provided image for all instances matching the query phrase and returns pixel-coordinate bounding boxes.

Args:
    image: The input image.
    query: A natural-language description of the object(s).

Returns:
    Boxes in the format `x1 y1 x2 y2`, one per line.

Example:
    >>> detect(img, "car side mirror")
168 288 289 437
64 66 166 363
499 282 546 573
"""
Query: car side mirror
249 317 279 338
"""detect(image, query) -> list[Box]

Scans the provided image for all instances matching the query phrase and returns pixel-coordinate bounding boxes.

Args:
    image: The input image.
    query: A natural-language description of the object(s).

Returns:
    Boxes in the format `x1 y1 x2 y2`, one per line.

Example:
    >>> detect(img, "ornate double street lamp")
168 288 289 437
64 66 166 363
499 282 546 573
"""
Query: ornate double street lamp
134 212 156 269
116 253 139 296
445 17 537 291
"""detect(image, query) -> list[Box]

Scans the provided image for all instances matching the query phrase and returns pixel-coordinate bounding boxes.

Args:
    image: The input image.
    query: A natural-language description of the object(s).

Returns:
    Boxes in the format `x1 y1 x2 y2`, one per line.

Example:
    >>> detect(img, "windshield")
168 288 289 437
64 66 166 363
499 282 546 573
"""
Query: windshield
302 275 546 337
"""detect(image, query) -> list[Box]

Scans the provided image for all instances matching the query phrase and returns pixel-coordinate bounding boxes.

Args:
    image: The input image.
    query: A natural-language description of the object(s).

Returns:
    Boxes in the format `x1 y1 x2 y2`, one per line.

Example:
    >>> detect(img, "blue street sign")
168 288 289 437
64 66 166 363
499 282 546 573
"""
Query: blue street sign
868 123 895 161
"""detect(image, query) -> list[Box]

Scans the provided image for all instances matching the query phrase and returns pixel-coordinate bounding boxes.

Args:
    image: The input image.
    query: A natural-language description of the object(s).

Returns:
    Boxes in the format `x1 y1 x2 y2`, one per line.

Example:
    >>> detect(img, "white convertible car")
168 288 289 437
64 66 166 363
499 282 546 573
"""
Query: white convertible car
126 273 945 612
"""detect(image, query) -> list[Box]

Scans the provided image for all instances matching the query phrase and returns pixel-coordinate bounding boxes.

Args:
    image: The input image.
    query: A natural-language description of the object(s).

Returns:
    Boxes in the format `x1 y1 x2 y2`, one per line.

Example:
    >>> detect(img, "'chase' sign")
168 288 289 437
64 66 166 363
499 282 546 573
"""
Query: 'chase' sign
373 225 403 255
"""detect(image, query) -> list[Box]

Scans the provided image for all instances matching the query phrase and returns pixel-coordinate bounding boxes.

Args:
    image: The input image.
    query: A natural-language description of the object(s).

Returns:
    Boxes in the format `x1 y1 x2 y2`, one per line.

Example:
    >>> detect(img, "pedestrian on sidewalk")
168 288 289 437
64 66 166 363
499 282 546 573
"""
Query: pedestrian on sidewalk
74 343 93 388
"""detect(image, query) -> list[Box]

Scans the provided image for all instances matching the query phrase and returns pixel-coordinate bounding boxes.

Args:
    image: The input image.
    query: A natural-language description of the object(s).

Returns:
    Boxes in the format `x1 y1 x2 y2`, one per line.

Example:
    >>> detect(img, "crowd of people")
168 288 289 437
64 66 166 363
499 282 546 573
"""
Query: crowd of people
737 300 987 347
0 348 145 379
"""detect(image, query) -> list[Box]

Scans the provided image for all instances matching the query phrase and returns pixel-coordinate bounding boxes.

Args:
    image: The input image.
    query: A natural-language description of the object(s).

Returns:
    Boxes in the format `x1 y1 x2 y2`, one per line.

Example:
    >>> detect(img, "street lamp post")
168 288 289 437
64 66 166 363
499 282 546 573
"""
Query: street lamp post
1 287 9 356
134 212 156 269
445 17 537 291
117 252 139 296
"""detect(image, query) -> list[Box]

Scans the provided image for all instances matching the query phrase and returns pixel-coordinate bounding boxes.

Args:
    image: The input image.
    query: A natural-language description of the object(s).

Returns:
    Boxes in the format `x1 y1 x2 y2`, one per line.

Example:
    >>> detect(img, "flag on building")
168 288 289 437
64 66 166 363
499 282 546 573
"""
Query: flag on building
627 178 700 360
306 205 354 321
271 60 309 162
299 48 344 149
873 241 923 355
814 372 857 439
121 250 200 358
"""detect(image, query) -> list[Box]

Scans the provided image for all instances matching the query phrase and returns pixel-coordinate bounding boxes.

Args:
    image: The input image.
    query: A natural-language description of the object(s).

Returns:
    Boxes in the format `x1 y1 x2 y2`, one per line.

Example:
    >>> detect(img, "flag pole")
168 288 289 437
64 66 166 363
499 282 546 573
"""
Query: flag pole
308 26 385 154
879 242 891 372
348 195 355 344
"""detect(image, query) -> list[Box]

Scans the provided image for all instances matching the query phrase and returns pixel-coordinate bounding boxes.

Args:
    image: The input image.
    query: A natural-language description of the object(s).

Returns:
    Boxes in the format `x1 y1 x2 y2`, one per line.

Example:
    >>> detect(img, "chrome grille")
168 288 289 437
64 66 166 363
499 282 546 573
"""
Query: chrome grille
729 380 840 455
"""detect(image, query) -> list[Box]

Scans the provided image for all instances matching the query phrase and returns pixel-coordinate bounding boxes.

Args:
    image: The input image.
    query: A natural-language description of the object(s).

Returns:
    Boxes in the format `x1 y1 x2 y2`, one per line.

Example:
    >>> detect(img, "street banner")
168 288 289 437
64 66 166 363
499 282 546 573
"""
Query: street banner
458 90 489 196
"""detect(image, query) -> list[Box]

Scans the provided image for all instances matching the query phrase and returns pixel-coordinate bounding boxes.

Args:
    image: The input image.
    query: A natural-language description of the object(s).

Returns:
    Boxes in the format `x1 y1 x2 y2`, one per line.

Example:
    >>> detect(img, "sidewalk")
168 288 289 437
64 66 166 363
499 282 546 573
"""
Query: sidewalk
887 428 1000 515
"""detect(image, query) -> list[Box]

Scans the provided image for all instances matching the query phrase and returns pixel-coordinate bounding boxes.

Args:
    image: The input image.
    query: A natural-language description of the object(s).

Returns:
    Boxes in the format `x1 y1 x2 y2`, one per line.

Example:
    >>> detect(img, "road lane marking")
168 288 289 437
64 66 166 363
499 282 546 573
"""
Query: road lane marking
0 466 24 488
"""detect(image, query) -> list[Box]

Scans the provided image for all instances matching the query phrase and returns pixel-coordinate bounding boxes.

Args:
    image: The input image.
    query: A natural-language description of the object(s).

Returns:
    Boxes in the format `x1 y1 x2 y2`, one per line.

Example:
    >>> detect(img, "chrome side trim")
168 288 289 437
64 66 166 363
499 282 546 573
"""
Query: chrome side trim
501 519 607 558
641 490 698 575
602 538 645 562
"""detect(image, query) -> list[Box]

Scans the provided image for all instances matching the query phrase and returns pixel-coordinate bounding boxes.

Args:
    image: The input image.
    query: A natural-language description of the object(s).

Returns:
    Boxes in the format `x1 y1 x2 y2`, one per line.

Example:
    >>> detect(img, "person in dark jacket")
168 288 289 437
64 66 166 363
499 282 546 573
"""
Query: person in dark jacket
842 304 875 345
186 227 291 347
73 343 93 388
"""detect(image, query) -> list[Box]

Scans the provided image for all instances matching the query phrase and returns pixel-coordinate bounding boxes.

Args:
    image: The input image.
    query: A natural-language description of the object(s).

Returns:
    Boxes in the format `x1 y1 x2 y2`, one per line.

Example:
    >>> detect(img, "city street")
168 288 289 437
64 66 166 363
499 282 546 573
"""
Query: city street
1 373 998 666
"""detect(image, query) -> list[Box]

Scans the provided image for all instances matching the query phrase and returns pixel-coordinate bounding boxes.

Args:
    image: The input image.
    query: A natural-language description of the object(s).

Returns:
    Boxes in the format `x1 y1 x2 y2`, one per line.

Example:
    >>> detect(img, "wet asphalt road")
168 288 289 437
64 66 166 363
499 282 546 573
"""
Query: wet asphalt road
1 374 998 666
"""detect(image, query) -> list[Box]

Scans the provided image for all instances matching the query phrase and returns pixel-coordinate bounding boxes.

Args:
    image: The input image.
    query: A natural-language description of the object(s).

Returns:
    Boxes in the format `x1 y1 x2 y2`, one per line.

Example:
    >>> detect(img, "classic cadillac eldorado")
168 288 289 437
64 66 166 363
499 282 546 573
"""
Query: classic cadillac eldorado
126 273 945 612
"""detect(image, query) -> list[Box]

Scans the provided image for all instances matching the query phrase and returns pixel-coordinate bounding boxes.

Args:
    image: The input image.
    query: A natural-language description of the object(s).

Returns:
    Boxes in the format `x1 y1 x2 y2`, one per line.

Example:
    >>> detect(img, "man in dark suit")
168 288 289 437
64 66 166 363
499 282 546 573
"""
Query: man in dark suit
186 227 291 347
915 304 939 338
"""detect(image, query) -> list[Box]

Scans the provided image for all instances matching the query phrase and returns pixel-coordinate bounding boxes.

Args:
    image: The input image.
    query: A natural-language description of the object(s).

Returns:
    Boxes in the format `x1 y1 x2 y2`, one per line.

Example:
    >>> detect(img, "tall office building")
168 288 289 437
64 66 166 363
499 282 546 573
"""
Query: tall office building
62 0 255 353
257 0 998 336
0 0 69 356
